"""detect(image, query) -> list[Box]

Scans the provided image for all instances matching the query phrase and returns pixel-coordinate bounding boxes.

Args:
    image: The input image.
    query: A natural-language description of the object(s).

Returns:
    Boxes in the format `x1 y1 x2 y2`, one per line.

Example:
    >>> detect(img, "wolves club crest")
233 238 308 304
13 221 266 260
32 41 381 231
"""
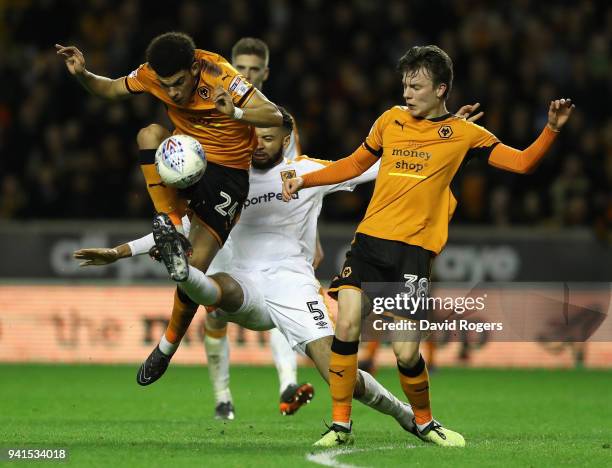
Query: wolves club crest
438 125 453 139
197 86 210 100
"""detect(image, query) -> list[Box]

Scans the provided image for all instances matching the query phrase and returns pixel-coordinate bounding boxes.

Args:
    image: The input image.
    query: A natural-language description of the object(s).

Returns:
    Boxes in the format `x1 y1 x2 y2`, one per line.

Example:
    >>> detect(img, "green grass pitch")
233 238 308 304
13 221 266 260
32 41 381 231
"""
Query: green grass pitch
1 364 611 467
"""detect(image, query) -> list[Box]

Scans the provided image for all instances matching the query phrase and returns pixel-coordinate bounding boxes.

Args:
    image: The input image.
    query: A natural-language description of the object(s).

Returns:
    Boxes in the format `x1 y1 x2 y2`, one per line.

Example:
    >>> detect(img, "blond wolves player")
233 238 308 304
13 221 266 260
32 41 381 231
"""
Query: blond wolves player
57 32 282 386
200 38 309 420
283 45 574 447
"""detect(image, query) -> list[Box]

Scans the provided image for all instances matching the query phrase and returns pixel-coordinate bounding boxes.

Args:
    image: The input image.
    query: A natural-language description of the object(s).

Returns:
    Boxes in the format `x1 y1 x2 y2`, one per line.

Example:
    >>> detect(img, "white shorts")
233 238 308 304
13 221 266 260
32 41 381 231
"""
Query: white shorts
210 264 334 354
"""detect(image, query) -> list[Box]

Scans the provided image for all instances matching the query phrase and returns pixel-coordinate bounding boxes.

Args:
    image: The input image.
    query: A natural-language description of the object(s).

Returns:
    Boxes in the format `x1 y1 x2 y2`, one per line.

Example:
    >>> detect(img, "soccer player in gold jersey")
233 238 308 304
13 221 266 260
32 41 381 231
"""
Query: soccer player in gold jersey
283 45 574 447
56 32 282 385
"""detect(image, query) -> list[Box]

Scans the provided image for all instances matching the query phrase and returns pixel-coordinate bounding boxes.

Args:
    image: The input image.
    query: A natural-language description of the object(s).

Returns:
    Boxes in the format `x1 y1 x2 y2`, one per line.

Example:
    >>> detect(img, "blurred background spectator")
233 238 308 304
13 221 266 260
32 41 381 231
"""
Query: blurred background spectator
0 0 609 237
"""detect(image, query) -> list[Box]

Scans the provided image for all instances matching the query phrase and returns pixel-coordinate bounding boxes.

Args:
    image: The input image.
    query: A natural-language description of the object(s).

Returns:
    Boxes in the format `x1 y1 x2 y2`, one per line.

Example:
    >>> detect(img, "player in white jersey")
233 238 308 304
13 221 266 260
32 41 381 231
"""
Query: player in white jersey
75 109 423 441
205 38 309 419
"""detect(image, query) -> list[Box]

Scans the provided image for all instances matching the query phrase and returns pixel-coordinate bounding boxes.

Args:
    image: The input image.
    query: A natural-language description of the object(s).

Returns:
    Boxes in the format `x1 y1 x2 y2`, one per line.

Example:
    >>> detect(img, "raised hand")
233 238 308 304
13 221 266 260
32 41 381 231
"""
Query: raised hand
456 102 484 123
282 176 304 202
73 248 121 267
547 98 575 132
55 44 86 75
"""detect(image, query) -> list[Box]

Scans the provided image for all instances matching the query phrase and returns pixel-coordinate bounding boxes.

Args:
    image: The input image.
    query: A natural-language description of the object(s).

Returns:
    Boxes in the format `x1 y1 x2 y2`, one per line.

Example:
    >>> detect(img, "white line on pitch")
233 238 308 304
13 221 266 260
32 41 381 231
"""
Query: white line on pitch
305 445 409 468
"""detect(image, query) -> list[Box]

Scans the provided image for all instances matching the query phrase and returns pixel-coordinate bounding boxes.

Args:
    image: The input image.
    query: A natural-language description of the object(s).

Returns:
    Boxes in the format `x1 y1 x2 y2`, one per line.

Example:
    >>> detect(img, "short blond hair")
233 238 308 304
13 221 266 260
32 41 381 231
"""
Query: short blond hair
231 37 269 66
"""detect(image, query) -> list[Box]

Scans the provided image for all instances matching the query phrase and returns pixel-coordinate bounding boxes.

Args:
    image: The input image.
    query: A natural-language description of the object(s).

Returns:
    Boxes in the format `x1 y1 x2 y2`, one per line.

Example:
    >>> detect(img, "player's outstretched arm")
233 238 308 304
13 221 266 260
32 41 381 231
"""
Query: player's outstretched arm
74 217 192 266
212 87 282 127
488 98 574 174
74 244 132 267
282 146 378 201
55 44 130 100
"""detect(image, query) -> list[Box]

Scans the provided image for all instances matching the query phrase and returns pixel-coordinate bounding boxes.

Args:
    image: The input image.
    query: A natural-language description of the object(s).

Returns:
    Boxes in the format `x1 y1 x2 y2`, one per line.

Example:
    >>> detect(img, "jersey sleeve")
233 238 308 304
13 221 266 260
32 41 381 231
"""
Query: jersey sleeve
363 110 392 157
215 61 255 107
296 156 345 194
327 160 380 194
299 147 378 189
124 64 152 94
488 126 558 174
465 123 500 160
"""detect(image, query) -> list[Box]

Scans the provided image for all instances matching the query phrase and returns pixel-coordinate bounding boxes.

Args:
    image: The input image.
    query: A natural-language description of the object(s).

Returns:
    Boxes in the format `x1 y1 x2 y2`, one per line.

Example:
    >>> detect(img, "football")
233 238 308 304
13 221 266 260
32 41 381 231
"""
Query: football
155 135 207 188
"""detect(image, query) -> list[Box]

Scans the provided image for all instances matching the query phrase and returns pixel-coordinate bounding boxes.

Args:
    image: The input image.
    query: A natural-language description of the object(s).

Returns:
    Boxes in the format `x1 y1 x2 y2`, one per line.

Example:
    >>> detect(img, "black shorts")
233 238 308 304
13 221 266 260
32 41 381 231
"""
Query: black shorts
329 233 434 319
179 162 249 245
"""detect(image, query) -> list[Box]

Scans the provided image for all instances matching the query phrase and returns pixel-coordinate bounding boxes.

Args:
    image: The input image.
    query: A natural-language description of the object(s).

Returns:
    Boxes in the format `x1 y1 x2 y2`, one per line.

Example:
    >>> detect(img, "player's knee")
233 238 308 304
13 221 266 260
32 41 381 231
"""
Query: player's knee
334 317 360 341
394 345 420 368
136 123 170 149
210 273 244 312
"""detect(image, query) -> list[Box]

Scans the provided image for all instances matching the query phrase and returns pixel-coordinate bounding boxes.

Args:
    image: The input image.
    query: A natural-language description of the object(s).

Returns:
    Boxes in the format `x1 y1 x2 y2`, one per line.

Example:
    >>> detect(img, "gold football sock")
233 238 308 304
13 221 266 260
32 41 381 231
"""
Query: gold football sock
164 287 198 344
398 355 432 426
330 337 359 425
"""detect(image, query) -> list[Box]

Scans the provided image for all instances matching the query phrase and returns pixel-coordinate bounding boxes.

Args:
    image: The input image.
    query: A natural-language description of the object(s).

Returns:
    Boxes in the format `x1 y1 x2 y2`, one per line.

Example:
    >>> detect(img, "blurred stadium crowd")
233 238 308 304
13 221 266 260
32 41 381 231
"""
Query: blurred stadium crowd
1 0 610 234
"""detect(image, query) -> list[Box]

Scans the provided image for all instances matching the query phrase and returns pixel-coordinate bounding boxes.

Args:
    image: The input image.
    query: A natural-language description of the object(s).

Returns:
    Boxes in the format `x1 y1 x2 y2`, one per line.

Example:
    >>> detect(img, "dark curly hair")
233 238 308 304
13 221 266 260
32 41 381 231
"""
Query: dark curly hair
277 106 294 134
146 32 196 77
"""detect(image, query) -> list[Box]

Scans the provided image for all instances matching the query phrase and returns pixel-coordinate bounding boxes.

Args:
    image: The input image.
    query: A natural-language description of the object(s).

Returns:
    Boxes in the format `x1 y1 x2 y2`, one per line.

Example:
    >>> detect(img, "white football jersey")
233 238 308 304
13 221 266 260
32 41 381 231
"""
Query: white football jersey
222 156 379 272
283 127 300 160
183 125 297 272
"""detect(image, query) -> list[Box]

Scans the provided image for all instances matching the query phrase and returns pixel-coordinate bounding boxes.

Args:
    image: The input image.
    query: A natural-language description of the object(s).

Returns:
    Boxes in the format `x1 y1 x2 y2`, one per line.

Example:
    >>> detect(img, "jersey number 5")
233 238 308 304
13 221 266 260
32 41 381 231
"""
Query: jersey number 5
307 301 325 321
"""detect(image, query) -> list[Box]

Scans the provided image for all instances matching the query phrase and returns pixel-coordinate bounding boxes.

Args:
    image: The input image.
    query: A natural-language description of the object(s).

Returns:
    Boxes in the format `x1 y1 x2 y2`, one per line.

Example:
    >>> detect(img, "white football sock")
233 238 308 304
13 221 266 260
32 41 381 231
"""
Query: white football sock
179 266 221 306
158 334 179 356
204 333 232 404
269 328 297 394
356 369 415 430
